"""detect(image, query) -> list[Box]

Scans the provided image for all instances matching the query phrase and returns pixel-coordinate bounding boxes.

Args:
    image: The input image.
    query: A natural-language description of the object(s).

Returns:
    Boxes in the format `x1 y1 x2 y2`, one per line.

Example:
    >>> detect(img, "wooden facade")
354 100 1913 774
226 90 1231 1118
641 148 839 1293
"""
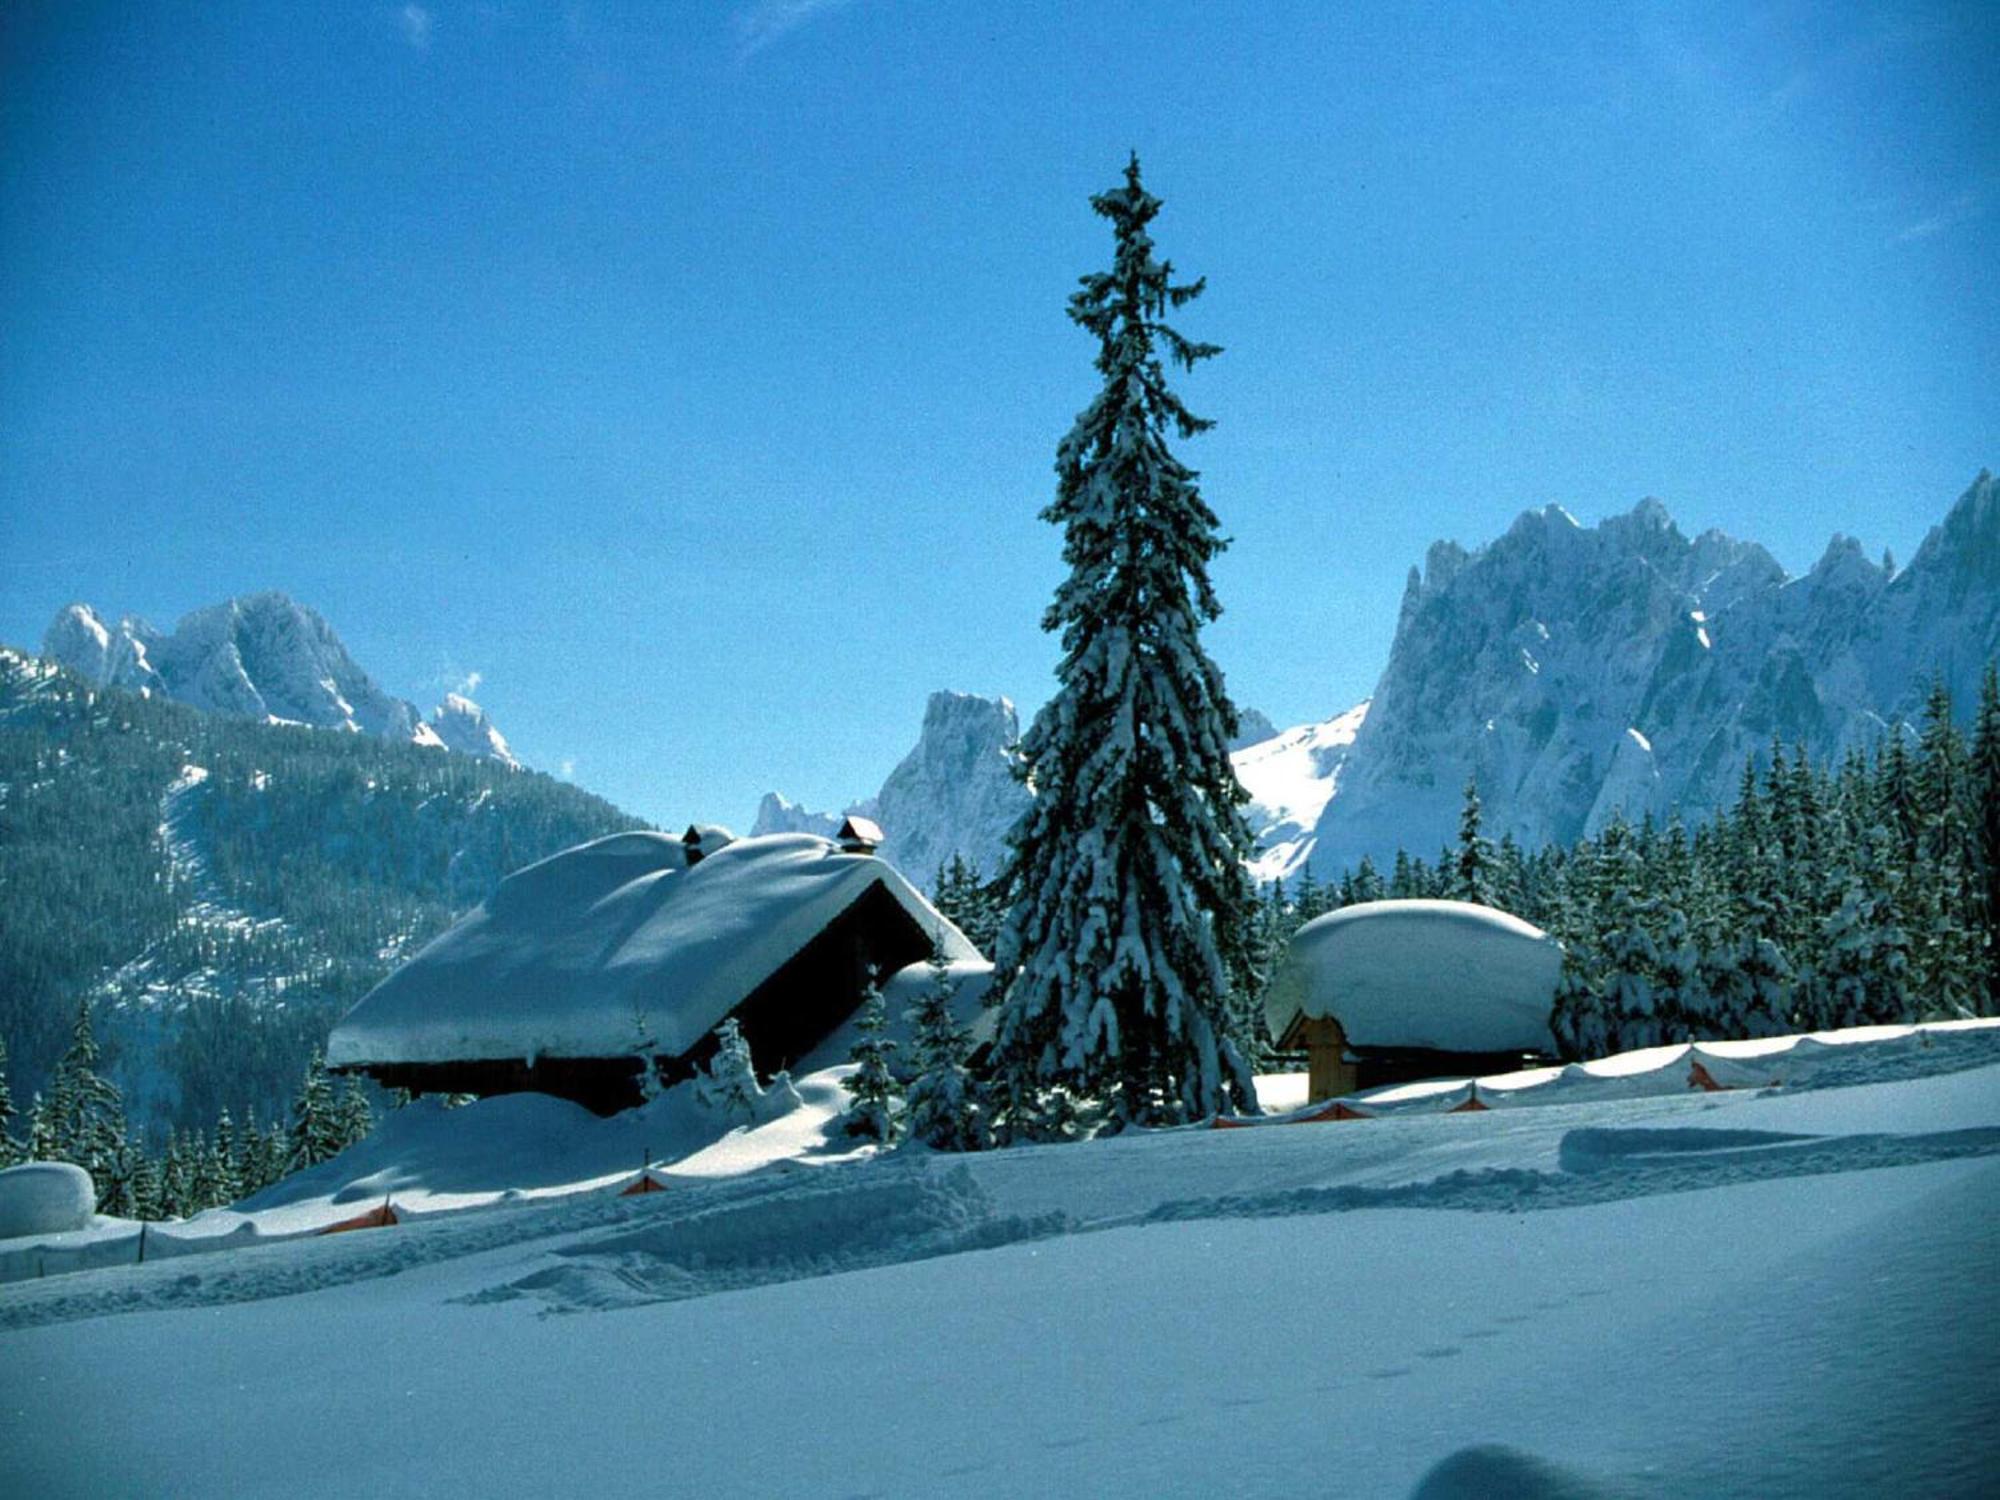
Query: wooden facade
1277 1010 1541 1105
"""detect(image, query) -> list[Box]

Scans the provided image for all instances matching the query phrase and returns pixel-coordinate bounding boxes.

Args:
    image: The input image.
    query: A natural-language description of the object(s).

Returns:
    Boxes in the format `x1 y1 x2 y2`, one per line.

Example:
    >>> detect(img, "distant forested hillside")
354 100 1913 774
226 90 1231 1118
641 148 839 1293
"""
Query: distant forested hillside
0 646 646 1133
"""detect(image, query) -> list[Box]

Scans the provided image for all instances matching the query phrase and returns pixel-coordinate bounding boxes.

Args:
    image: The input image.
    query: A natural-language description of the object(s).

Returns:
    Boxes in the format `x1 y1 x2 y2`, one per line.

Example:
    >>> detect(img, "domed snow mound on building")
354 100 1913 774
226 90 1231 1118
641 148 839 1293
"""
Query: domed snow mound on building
0 1162 97 1240
327 827 979 1115
1264 899 1563 1103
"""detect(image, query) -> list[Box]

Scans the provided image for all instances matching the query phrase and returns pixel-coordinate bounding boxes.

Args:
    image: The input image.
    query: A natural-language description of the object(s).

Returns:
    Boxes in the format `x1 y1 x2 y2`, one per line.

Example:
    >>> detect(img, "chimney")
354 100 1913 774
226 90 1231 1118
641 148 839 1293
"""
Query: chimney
682 823 735 866
836 815 884 856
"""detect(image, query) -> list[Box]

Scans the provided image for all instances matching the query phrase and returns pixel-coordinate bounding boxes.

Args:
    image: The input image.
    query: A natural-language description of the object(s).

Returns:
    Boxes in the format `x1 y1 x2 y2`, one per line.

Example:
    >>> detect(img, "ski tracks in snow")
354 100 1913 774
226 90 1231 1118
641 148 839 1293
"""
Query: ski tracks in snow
1142 1121 2000 1224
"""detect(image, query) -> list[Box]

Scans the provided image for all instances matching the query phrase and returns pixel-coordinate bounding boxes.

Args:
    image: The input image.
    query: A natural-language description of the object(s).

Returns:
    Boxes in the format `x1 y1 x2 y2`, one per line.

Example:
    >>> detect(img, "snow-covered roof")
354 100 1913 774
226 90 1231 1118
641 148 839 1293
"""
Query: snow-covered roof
327 831 978 1069
1264 899 1561 1055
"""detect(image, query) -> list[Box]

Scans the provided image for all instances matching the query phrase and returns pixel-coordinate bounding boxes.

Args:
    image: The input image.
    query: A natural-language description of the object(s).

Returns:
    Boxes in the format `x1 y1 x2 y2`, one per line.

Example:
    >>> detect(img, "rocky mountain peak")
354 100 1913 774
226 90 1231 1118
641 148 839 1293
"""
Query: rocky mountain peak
41 593 517 766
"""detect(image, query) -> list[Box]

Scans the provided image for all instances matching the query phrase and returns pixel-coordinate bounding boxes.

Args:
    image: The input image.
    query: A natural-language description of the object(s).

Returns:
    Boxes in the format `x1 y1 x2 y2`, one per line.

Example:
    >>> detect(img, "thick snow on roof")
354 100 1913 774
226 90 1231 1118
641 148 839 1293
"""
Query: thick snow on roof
1264 898 1561 1054
327 831 978 1069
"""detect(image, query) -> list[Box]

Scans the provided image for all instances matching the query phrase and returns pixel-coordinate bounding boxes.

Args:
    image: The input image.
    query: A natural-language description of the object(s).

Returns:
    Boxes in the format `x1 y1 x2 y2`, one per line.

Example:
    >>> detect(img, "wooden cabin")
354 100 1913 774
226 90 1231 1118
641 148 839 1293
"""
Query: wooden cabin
1264 899 1562 1102
326 828 978 1115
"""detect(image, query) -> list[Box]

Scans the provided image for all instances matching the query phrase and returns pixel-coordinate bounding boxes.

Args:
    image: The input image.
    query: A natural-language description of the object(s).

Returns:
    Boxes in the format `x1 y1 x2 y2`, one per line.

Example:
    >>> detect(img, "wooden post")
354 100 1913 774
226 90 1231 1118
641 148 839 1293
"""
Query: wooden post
1303 1015 1358 1103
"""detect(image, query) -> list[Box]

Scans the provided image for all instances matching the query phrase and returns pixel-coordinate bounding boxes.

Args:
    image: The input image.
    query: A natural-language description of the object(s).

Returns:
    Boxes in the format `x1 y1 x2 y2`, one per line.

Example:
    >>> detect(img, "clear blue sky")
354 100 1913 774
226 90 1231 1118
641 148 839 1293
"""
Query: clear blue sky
2 1 1994 827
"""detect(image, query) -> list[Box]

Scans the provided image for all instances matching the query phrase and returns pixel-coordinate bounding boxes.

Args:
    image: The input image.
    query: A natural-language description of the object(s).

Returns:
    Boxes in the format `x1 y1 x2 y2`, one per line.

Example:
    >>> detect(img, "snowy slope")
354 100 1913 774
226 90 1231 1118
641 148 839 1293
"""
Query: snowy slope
43 594 519 766
1229 700 1368 882
2 1028 1995 1497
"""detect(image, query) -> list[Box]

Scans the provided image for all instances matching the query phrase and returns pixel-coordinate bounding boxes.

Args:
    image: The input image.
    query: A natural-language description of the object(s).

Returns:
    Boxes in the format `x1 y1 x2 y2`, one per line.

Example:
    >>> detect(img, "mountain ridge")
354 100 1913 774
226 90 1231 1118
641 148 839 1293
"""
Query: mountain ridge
43 593 519 768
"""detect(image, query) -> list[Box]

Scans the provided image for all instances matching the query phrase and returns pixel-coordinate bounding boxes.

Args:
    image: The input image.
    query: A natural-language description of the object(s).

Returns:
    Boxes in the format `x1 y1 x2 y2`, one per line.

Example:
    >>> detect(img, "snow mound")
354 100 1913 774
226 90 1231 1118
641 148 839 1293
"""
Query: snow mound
0 1163 96 1239
464 1162 1066 1316
1264 898 1562 1053
327 831 976 1068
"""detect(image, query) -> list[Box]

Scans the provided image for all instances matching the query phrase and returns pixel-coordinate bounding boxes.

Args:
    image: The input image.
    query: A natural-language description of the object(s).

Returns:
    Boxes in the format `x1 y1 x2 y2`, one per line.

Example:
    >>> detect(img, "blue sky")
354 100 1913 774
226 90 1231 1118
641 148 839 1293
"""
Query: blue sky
2 1 1994 828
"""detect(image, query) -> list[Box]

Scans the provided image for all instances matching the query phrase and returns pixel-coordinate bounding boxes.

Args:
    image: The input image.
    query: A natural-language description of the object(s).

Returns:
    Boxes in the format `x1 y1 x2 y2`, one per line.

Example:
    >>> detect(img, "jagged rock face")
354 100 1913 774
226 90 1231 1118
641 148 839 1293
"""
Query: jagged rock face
429 693 521 769
870 691 1030 882
42 593 518 765
750 792 842 840
753 691 1030 887
1307 471 2000 876
42 605 165 695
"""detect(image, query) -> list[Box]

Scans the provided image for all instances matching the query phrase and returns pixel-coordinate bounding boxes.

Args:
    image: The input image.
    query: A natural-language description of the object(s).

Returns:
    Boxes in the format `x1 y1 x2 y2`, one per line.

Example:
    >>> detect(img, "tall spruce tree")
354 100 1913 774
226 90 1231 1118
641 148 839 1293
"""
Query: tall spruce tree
988 156 1259 1130
1973 662 2000 1013
1455 776 1495 905
42 999 130 1203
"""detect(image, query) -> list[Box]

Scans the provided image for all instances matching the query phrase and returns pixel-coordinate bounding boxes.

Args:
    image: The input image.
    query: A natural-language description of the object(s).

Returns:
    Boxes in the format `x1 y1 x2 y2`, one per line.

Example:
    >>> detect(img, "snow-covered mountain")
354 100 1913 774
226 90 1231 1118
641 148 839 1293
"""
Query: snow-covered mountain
1231 701 1369 883
427 692 517 766
1306 470 2000 876
756 687 1340 889
43 594 519 767
754 691 1031 885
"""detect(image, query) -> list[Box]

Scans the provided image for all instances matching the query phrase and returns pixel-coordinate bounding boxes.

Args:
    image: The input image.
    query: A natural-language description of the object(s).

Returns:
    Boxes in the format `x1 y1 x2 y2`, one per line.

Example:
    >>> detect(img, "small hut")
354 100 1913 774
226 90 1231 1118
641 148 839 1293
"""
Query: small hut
1263 899 1561 1102
326 828 978 1115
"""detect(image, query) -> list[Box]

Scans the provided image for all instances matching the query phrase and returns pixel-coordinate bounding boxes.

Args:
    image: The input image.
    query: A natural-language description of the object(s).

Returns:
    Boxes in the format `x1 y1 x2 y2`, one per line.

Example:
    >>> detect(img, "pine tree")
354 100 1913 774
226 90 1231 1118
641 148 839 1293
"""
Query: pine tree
1388 849 1417 900
933 855 1003 956
158 1130 193 1217
1913 680 1978 1015
1455 776 1495 905
1592 821 1662 1052
694 1018 761 1125
903 948 986 1152
41 1000 130 1205
1351 854 1387 906
285 1049 343 1173
212 1109 245 1206
335 1074 374 1151
0 1034 19 1168
1972 661 2000 1014
1292 865 1332 926
1816 850 1911 1028
1651 900 1705 1044
841 977 899 1144
123 1140 163 1222
988 156 1259 1130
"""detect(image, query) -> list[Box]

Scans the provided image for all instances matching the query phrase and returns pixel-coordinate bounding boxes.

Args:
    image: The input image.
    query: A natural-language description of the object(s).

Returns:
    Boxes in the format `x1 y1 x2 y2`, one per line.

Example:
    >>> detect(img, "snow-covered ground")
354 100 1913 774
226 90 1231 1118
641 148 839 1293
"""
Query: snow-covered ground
3 1023 1996 1497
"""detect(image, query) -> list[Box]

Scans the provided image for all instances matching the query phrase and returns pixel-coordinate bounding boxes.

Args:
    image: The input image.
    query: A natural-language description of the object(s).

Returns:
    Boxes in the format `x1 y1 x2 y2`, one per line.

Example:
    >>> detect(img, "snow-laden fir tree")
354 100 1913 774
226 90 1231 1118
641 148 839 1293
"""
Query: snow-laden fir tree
40 1000 130 1204
1973 663 2000 1013
933 855 1004 957
988 155 1260 1132
212 1108 245 1206
841 974 900 1143
1816 846 1911 1028
902 948 986 1152
1651 900 1706 1044
1455 776 1495 906
286 1049 345 1172
187 1128 224 1207
335 1074 374 1151
1589 822 1662 1053
695 1018 761 1125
